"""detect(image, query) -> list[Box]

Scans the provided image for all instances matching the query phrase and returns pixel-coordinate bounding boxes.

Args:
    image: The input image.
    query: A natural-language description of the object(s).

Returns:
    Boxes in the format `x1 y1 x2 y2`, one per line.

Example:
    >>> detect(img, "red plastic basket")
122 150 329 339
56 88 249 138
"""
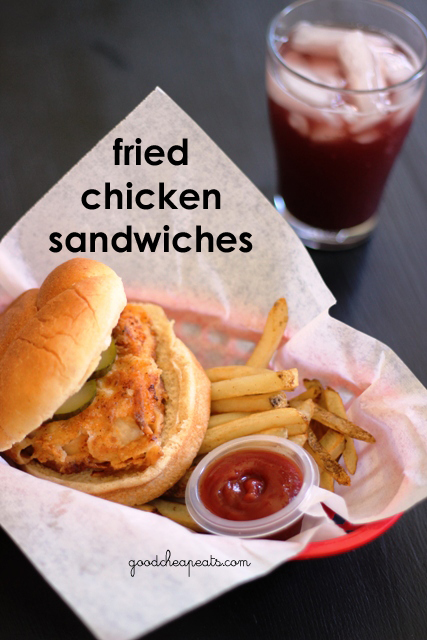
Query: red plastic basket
295 512 402 560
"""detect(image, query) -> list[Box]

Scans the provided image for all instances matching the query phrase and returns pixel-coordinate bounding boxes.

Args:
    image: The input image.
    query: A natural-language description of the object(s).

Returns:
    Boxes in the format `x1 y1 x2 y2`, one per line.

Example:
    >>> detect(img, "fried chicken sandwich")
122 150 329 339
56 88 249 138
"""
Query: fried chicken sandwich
0 258 210 506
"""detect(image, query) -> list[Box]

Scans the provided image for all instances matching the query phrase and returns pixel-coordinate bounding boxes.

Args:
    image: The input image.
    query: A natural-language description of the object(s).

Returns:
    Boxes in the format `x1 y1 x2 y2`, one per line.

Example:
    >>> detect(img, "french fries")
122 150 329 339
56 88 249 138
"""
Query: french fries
313 405 375 443
343 436 358 475
137 499 204 532
154 298 376 525
320 387 345 415
246 297 288 368
289 398 315 424
205 365 268 382
288 433 308 447
210 368 298 401
307 428 351 486
200 407 307 454
320 387 358 475
211 390 287 414
317 389 346 470
269 391 288 408
198 300 374 495
319 429 345 460
163 466 196 499
290 386 321 403
309 419 328 440
259 427 288 438
208 412 249 428
303 378 323 394
319 470 335 492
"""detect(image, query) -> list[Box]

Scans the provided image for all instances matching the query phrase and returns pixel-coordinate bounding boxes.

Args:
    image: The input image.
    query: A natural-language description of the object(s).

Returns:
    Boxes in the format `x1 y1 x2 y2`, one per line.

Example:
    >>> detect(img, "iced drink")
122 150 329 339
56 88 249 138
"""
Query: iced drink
267 3 427 249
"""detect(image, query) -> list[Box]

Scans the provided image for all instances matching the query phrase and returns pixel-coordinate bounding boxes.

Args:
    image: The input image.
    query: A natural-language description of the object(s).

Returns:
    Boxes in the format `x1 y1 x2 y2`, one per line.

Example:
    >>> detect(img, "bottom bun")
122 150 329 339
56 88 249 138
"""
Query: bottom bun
25 303 211 507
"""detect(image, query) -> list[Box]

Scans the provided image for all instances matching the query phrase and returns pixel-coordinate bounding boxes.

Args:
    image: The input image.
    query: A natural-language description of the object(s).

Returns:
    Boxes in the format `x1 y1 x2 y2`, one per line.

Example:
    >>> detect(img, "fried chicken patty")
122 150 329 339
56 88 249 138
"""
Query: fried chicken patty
8 304 166 475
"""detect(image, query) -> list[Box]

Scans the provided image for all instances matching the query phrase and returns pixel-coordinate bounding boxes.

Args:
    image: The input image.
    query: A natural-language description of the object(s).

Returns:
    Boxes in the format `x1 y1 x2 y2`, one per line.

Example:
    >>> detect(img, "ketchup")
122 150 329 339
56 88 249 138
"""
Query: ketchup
199 449 303 521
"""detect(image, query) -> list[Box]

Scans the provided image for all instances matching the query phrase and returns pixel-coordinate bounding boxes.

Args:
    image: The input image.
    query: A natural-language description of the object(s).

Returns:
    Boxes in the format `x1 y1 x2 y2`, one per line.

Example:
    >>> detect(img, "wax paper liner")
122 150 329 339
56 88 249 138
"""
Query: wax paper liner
0 88 426 640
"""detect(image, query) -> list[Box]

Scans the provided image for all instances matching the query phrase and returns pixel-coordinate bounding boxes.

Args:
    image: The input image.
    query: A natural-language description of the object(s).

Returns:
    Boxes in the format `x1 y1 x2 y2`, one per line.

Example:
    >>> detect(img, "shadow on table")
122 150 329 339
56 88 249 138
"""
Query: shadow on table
308 241 372 320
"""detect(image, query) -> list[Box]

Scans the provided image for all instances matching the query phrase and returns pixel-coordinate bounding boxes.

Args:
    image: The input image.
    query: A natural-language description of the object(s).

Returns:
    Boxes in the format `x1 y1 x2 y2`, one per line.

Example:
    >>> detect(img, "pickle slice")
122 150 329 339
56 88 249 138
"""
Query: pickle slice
89 338 116 380
52 379 97 421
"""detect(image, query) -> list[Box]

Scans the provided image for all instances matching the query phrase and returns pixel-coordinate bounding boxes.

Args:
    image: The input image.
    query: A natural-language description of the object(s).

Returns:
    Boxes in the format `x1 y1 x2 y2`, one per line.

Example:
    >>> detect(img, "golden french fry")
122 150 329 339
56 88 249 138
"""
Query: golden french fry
162 466 196 499
320 387 346 415
269 390 288 408
205 365 268 382
288 433 308 447
136 499 204 533
307 428 351 486
246 298 288 368
320 387 358 474
291 386 321 403
319 470 334 492
310 419 328 440
211 393 276 414
137 503 157 513
319 429 345 460
259 427 288 438
289 398 315 424
211 391 288 414
304 442 324 470
303 378 324 394
200 408 307 454
343 436 358 475
210 368 298 401
209 412 249 428
313 405 375 443
318 390 346 457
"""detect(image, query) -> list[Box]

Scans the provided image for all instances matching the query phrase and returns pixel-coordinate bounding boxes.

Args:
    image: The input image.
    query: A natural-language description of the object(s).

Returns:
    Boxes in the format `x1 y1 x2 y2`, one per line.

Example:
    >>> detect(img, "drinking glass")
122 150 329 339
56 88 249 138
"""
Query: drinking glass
267 0 427 249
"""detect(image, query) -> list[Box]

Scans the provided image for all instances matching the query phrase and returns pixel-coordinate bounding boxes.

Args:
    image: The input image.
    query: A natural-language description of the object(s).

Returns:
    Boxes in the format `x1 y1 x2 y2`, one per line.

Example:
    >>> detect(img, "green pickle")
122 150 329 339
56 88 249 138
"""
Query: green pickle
52 379 97 421
52 338 116 421
89 338 116 379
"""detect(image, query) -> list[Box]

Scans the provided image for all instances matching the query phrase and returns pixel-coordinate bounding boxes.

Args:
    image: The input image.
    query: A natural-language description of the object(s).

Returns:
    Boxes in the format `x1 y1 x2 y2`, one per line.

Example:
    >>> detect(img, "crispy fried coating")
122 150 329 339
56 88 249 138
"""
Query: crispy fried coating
8 305 166 475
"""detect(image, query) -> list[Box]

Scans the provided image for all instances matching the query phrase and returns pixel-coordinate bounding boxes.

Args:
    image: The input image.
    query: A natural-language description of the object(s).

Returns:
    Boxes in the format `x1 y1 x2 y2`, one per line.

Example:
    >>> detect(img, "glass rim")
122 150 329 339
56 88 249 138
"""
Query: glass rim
267 0 427 94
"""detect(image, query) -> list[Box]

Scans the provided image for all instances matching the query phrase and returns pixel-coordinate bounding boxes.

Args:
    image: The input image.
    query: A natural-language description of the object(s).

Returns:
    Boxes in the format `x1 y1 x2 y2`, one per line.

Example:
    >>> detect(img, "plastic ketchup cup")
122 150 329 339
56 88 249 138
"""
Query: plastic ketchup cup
186 435 319 539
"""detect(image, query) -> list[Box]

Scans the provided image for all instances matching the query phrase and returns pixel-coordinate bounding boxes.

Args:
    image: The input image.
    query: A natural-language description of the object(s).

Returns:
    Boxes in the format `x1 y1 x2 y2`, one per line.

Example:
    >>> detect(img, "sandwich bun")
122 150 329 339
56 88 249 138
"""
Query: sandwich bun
0 259 127 451
0 259 210 506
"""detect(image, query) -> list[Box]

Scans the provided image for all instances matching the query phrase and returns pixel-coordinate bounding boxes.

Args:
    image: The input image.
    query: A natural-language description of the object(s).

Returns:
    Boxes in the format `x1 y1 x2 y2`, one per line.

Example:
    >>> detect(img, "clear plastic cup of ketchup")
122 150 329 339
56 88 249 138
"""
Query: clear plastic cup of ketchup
185 435 319 539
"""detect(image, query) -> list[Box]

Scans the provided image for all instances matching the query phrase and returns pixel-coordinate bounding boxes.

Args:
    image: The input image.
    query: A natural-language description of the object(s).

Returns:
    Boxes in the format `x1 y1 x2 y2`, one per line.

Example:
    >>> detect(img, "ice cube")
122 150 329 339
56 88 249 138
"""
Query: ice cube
379 50 416 85
278 67 335 108
354 130 382 144
365 33 394 49
310 123 346 143
267 66 318 117
338 103 359 125
292 21 350 57
266 66 344 126
310 58 346 88
283 50 311 70
279 53 339 108
282 50 339 87
349 113 386 133
338 30 382 111
367 31 420 85
288 113 310 136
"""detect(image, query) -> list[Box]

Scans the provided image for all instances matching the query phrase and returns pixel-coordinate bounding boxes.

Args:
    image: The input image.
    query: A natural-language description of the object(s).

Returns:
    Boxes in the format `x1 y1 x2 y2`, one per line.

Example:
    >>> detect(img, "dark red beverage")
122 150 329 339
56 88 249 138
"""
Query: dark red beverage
266 21 423 242
268 95 415 230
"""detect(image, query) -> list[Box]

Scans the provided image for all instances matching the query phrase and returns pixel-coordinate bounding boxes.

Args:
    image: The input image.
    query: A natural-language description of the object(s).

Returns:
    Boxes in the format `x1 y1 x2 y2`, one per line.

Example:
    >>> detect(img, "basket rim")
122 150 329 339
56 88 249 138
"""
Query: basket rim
295 513 403 560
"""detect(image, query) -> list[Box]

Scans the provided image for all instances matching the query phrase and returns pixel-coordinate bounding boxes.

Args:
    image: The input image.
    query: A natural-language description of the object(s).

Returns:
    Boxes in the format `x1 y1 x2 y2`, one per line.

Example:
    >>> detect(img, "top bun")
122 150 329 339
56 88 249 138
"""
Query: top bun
0 259 127 451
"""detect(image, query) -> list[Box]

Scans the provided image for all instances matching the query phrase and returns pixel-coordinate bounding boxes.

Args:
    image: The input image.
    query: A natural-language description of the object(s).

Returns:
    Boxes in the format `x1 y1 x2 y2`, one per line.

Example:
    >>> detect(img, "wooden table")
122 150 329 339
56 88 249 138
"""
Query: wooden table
2 1 427 639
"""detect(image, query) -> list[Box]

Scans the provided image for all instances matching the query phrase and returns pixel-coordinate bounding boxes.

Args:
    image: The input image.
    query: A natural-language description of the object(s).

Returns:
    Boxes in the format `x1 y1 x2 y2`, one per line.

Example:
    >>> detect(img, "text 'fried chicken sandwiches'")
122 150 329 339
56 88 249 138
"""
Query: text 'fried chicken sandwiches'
0 258 210 506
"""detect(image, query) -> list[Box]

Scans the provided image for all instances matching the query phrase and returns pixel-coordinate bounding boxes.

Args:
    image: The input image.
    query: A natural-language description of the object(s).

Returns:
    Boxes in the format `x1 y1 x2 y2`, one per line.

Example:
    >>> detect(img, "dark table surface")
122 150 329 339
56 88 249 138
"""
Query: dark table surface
2 1 427 639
